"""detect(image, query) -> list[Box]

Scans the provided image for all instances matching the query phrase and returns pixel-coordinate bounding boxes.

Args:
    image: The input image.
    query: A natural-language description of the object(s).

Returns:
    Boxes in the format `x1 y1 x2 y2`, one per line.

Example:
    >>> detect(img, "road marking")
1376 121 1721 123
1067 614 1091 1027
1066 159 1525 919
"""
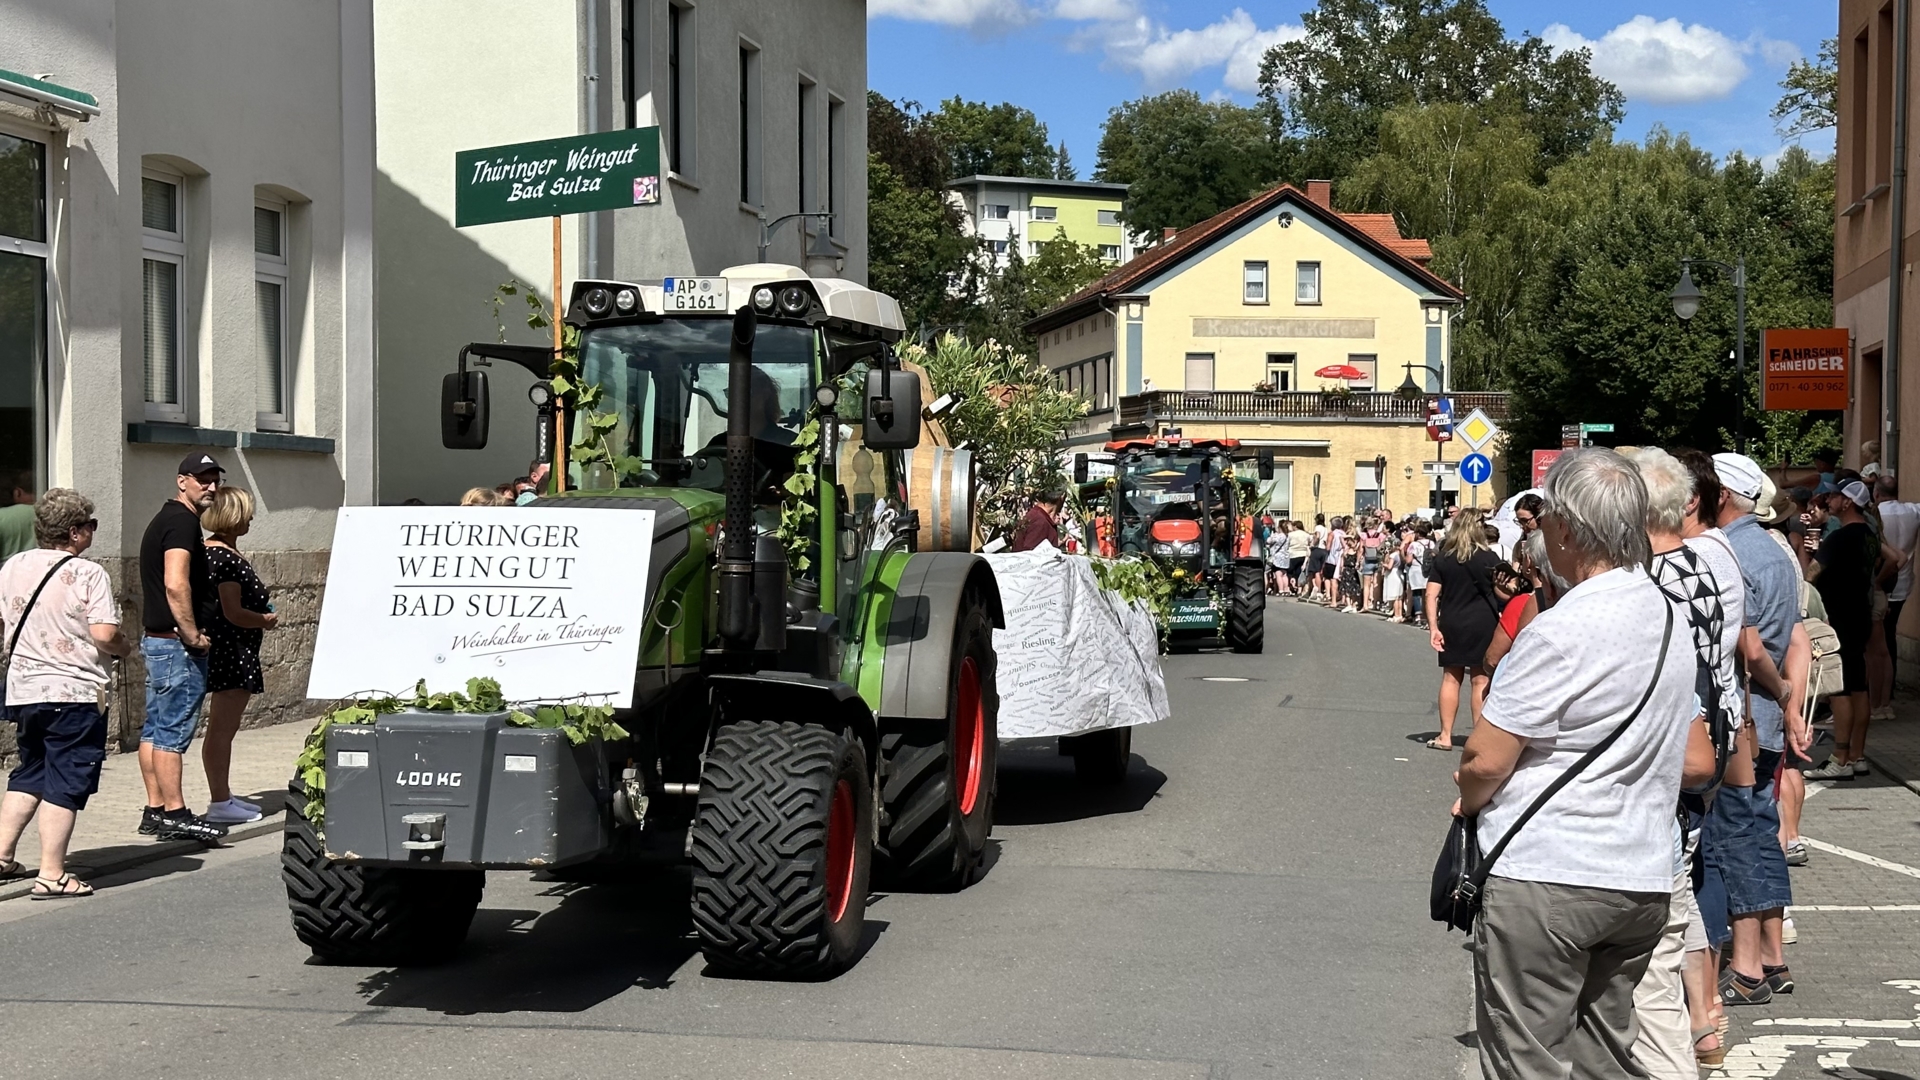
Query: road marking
1706 1034 1920 1078
1199 677 1248 682
1790 904 1920 912
1393 757 1409 762
1801 837 1920 880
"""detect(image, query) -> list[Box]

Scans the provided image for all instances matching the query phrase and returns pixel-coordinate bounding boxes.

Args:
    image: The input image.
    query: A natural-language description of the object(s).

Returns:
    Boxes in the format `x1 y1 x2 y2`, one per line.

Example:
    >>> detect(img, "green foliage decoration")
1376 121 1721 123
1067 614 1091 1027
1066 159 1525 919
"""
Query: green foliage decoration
293 678 629 839
779 415 822 573
491 281 648 489
1088 555 1175 634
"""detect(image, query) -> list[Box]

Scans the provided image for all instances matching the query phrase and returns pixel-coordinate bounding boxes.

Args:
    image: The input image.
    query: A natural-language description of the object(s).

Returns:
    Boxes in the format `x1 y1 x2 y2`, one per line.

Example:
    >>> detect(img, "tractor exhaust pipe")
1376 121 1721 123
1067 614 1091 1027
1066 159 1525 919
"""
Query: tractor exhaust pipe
718 304 757 652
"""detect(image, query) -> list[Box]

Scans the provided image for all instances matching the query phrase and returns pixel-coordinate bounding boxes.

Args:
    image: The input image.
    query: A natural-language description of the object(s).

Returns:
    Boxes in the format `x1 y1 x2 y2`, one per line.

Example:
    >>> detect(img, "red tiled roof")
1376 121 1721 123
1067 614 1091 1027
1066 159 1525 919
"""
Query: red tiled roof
1028 184 1460 334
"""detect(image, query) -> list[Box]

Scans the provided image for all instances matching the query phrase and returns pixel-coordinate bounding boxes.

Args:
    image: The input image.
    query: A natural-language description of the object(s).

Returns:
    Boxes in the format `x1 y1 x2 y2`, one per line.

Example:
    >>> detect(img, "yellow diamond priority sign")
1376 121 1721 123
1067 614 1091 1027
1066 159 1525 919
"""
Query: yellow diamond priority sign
1456 408 1500 451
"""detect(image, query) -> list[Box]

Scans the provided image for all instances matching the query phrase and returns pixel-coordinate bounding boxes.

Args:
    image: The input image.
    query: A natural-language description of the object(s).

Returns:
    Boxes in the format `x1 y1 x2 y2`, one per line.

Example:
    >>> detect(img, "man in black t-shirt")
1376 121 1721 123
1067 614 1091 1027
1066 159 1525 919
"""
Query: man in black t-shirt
134 453 227 843
1807 480 1877 781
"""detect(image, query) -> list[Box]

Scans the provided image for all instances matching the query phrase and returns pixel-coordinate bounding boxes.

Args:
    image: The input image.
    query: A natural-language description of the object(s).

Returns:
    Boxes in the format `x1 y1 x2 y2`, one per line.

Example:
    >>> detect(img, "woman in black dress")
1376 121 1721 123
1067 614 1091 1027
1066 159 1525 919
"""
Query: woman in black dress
200 487 278 824
1424 506 1501 750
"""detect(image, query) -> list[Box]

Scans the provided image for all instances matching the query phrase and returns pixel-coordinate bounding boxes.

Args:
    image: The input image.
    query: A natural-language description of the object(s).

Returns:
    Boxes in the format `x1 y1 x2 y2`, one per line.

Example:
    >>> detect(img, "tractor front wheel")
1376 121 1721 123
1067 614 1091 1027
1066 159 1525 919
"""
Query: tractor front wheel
690 721 872 978
1226 561 1265 654
281 782 484 966
878 596 998 891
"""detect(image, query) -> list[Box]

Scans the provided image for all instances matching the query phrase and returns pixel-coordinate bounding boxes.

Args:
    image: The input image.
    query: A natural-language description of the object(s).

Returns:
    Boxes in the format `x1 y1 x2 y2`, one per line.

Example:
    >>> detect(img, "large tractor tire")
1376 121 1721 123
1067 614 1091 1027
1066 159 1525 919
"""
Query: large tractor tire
877 596 998 892
1226 560 1265 654
690 721 872 979
281 782 483 966
1062 726 1133 786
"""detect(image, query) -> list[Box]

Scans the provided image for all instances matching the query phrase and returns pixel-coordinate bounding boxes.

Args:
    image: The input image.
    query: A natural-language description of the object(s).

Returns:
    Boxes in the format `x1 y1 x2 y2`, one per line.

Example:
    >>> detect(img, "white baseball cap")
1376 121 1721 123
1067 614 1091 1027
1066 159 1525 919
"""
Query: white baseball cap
1711 452 1766 502
1842 479 1873 507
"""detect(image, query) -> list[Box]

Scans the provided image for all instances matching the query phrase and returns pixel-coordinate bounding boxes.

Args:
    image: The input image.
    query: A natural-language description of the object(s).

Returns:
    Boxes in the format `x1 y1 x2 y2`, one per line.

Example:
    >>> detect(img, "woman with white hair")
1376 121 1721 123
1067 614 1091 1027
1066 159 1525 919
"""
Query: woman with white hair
1453 449 1715 1079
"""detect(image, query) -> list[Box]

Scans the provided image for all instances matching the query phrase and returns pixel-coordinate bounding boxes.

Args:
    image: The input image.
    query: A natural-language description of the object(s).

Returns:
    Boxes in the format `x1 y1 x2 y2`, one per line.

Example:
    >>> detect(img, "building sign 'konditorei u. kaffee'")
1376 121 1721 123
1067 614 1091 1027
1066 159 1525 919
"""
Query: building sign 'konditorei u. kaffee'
307 507 654 705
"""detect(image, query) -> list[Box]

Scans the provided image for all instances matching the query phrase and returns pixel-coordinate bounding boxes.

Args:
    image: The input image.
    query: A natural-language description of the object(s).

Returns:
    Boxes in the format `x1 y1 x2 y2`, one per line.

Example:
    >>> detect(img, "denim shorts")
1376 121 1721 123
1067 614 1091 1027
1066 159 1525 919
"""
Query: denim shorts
9 702 109 811
141 636 209 753
1702 782 1792 922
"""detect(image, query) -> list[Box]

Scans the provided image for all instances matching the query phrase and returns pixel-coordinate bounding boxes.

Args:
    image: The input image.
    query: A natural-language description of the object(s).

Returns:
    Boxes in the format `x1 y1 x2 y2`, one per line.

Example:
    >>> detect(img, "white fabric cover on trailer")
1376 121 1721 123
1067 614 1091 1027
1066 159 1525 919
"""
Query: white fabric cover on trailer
985 545 1171 739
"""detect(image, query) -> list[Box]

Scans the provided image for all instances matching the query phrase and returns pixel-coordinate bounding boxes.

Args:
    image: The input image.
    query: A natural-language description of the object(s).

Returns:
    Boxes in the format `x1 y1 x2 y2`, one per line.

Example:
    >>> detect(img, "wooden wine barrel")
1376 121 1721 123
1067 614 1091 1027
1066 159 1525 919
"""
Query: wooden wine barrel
903 444 975 551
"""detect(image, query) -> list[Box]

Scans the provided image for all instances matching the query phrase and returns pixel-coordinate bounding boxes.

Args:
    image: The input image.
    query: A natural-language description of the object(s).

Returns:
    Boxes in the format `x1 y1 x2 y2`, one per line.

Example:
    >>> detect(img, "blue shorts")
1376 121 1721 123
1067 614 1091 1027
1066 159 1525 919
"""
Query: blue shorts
141 636 208 753
9 702 109 811
1702 781 1791 928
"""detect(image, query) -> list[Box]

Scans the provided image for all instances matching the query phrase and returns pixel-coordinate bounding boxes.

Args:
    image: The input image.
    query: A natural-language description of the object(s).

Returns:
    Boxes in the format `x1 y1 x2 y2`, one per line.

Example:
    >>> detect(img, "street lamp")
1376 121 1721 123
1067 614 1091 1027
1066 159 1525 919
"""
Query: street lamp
1671 256 1746 452
1394 361 1445 400
757 211 843 275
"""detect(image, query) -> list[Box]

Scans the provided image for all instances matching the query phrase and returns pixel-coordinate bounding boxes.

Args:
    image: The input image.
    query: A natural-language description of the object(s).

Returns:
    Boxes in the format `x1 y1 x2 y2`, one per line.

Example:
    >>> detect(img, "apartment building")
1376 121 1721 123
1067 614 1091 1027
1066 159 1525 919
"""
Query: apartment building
947 175 1137 271
0 0 376 744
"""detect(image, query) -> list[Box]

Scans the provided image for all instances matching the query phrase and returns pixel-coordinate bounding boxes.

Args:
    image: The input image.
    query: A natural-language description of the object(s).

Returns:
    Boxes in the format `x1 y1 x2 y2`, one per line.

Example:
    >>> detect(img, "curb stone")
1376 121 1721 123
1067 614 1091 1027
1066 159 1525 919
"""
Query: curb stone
0 812 284 903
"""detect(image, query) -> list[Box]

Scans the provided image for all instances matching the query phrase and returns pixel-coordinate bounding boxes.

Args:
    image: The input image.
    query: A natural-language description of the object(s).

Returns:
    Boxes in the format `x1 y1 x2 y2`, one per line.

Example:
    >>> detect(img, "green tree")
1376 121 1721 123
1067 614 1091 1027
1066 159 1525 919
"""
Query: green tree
1053 139 1077 181
973 227 1109 351
929 97 1059 178
867 92 951 191
1255 0 1622 181
1094 90 1277 238
866 154 977 332
1773 38 1838 139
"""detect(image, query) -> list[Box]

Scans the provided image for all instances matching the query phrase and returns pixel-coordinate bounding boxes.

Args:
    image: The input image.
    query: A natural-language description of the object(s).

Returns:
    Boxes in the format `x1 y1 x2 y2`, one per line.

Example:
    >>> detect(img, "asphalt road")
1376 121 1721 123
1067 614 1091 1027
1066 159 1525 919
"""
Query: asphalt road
0 597 1475 1080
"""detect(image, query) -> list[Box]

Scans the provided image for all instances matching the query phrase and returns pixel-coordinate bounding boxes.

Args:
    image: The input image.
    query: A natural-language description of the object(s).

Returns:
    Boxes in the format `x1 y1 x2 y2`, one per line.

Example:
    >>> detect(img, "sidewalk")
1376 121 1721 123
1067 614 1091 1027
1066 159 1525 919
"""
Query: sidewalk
0 719 311 900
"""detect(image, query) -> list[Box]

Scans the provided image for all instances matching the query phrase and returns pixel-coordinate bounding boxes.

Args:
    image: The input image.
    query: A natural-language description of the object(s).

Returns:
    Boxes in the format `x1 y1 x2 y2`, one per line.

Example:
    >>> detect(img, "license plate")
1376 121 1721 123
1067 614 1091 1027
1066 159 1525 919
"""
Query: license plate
662 276 727 311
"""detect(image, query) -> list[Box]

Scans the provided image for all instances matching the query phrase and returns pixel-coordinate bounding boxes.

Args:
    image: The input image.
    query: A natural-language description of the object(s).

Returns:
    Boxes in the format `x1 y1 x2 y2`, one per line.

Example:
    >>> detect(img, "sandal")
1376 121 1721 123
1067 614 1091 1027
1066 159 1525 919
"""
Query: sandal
0 857 31 881
1693 1026 1726 1067
29 873 93 900
1426 736 1456 751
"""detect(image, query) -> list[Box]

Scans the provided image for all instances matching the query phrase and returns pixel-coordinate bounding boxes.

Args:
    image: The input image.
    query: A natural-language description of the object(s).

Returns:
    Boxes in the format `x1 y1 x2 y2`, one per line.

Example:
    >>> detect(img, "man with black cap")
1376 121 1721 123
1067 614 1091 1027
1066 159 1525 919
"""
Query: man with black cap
134 453 228 843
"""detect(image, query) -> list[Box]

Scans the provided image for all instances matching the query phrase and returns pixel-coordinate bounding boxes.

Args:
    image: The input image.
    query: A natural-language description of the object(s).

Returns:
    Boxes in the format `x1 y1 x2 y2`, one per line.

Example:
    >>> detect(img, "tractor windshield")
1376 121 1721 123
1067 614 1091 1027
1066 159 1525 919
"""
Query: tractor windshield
574 319 815 489
1113 450 1219 553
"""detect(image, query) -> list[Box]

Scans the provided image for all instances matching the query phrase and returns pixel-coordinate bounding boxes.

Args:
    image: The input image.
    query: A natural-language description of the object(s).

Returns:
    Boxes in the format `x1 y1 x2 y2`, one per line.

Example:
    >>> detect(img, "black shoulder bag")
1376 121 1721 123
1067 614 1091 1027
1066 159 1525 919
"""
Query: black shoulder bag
1 554 78 721
1432 600 1674 932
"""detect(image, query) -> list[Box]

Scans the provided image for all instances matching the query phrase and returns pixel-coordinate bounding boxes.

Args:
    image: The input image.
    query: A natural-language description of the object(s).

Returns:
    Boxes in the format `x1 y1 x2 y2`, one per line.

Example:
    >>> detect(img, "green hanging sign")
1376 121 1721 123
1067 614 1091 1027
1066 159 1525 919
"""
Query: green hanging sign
454 127 662 227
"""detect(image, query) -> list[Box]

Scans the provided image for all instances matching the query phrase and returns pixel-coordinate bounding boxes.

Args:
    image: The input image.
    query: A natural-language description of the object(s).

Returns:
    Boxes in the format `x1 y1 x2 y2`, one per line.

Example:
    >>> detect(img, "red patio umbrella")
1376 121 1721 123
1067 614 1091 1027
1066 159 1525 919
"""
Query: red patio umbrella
1314 364 1368 381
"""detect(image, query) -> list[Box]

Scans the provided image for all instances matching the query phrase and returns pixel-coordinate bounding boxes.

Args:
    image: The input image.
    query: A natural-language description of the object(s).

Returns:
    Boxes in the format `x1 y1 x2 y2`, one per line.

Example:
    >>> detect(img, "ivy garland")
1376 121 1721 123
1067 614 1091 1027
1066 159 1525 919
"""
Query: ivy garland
293 677 630 839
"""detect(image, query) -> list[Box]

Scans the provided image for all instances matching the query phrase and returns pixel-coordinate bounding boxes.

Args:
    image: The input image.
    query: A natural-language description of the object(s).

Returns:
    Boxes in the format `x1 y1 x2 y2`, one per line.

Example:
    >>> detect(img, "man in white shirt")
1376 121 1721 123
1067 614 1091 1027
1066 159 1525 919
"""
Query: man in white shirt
1873 476 1917 721
1454 449 1711 1079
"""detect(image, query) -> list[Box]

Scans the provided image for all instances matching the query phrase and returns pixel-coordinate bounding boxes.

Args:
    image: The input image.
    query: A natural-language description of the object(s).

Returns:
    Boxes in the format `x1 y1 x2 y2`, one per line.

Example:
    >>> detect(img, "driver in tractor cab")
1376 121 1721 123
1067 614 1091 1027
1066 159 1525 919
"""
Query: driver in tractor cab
698 365 798 508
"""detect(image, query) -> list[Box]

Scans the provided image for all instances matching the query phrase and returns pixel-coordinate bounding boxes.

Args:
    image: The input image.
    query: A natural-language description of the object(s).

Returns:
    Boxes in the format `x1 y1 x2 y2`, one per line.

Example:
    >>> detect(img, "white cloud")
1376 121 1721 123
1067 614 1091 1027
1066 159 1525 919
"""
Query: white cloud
1094 8 1302 91
1542 16 1795 105
1050 0 1136 20
868 0 1035 28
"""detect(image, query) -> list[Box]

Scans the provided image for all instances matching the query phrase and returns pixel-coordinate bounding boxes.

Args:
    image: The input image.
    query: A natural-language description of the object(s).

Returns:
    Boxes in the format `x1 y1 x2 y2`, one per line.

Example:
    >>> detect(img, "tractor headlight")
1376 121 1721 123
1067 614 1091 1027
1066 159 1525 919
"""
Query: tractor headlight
582 287 613 317
778 285 811 315
613 288 638 313
1151 542 1175 556
752 286 775 312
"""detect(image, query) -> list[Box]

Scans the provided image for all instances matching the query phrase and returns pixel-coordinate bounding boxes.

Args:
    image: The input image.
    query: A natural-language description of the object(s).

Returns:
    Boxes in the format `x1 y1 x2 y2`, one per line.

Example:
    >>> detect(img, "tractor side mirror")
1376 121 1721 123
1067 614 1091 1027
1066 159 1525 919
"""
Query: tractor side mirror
1074 453 1089 485
1257 449 1275 480
441 369 490 450
863 367 921 450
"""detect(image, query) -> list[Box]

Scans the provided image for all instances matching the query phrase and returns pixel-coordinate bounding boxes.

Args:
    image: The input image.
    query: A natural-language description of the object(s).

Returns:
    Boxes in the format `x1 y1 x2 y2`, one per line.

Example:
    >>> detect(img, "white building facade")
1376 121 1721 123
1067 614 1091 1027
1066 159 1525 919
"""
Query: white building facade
947 175 1137 273
0 0 376 742
374 0 869 504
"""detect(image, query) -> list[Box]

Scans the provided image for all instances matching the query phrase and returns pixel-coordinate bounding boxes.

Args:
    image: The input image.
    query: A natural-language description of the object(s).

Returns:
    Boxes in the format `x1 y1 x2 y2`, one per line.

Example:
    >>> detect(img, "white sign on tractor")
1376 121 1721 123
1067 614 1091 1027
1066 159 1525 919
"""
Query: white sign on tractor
307 506 654 705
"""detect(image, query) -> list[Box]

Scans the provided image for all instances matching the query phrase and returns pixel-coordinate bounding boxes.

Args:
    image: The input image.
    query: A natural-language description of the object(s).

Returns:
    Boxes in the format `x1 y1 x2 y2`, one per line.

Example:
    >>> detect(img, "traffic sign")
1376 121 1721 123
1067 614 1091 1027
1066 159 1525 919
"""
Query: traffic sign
1459 453 1493 486
1561 424 1584 449
1581 423 1614 434
1457 408 1501 451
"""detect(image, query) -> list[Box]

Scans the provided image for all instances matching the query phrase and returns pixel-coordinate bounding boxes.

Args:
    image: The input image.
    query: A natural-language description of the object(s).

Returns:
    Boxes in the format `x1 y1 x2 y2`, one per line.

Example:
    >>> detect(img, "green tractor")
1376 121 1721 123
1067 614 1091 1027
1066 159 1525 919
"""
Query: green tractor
1075 436 1268 653
283 265 1002 978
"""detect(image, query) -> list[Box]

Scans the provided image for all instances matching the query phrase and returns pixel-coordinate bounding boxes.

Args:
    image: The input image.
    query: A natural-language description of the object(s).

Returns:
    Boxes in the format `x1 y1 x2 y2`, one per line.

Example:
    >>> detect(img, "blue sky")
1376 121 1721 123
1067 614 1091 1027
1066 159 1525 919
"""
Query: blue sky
868 1 1835 177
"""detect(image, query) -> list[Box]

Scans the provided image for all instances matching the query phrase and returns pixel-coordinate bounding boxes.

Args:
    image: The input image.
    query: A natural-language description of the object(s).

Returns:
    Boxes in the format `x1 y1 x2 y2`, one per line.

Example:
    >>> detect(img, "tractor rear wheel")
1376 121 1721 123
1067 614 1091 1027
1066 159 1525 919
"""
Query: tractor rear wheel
877 597 998 892
690 721 872 978
1226 561 1265 654
281 782 483 965
1062 725 1133 786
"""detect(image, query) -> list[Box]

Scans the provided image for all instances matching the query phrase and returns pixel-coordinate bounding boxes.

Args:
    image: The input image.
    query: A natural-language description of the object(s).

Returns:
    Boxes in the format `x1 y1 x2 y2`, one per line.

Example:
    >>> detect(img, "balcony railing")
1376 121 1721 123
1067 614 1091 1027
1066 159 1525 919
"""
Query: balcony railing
1117 389 1509 427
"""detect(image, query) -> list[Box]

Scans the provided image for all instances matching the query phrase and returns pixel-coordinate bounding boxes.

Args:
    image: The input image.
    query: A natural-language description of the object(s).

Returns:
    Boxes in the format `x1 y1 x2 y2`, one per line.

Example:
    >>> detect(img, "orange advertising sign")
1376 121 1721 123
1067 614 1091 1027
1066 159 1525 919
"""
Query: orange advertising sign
1761 328 1850 411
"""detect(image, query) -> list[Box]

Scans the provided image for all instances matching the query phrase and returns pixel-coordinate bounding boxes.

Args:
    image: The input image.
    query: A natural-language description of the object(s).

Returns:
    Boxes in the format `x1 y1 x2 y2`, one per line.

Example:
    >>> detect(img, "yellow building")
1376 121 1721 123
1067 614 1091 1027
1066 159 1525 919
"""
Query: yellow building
1028 181 1509 519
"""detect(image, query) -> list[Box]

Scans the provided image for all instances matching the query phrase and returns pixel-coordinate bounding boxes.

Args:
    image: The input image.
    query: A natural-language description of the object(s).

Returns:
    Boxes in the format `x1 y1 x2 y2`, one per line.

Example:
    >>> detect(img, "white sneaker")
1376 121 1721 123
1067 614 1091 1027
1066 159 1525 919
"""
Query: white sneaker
203 798 263 824
1781 917 1797 944
1872 705 1896 721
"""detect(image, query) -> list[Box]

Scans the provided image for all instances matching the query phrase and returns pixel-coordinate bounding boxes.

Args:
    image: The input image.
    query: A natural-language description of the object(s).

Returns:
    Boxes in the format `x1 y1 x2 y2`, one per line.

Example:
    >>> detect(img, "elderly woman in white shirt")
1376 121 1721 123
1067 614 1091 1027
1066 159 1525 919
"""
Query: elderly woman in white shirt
0 489 131 898
1452 449 1716 1080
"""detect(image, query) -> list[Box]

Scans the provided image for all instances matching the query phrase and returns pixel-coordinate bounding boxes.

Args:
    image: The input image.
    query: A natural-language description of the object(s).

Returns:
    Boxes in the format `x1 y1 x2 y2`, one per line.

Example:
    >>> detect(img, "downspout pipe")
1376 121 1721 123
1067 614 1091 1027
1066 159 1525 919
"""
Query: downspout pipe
1888 0 1910 473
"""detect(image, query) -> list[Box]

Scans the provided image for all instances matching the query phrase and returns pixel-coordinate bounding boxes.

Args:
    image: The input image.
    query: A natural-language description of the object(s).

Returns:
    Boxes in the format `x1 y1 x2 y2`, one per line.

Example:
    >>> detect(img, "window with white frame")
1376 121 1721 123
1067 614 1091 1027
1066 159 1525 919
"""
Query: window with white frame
141 173 186 421
254 203 290 430
1243 260 1268 304
981 203 1009 220
1097 208 1120 226
1295 261 1321 304
1265 352 1296 391
989 239 1008 255
1099 244 1121 260
1031 204 1056 221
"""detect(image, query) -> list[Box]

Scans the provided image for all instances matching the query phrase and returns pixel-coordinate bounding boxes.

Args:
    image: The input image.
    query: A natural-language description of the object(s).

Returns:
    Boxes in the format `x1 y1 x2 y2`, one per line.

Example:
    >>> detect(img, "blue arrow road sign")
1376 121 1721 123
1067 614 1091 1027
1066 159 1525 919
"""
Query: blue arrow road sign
1460 453 1493 486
